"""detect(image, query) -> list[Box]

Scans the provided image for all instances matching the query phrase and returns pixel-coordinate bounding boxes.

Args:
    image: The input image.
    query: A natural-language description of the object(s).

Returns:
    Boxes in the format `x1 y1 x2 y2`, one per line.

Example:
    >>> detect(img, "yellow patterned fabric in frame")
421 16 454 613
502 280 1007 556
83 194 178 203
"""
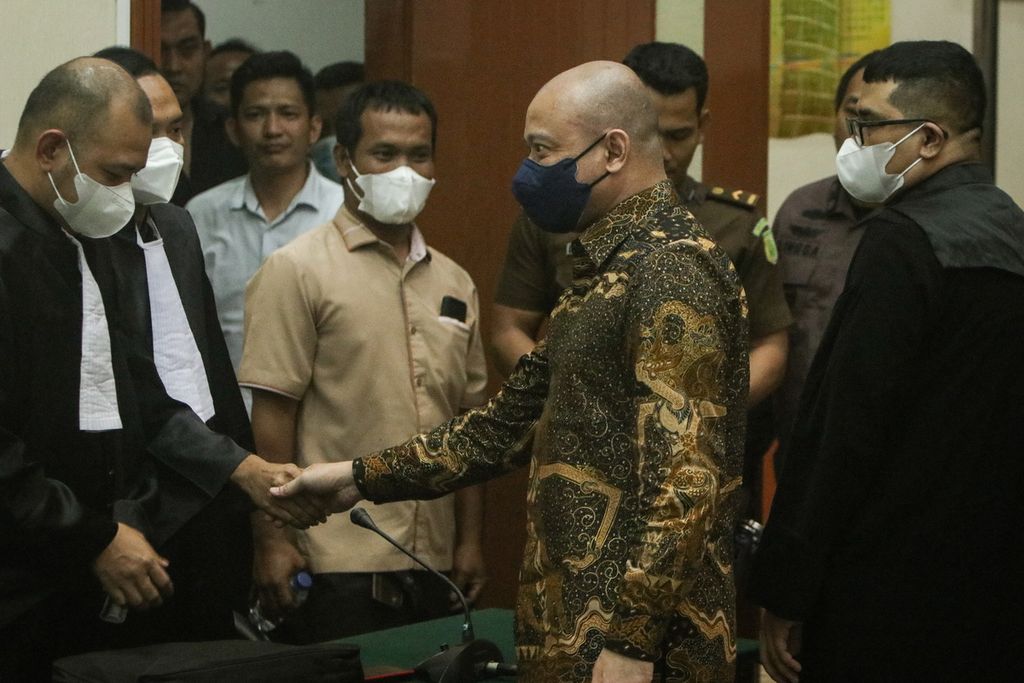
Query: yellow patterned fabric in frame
770 0 891 137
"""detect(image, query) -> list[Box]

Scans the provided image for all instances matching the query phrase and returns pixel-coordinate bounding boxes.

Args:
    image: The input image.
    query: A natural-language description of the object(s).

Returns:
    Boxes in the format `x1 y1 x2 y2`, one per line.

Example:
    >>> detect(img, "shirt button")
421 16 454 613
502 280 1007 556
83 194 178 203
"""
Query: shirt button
415 377 423 387
410 325 417 335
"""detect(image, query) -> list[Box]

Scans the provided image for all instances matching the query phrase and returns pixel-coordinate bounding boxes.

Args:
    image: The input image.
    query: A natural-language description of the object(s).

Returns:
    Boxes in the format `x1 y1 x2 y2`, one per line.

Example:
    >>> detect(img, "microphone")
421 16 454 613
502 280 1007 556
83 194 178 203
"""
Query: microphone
350 507 475 641
480 662 519 676
349 508 508 681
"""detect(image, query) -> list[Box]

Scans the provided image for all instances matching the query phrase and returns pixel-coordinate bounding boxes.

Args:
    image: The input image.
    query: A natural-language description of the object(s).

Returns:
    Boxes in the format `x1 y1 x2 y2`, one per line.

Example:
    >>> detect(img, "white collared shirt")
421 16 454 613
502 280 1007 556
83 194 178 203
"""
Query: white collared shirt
137 218 216 421
186 163 343 372
63 230 122 431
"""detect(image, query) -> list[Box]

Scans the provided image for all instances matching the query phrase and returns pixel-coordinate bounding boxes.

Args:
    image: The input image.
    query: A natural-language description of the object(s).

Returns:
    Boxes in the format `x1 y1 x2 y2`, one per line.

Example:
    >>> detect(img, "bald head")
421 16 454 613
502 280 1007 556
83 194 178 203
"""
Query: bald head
4 57 153 221
14 57 152 151
519 61 666 230
532 61 661 160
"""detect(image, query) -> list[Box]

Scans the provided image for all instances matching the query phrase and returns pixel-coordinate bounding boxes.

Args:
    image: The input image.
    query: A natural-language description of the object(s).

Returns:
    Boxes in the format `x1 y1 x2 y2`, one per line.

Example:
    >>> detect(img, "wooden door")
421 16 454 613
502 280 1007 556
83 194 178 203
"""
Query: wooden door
365 0 656 608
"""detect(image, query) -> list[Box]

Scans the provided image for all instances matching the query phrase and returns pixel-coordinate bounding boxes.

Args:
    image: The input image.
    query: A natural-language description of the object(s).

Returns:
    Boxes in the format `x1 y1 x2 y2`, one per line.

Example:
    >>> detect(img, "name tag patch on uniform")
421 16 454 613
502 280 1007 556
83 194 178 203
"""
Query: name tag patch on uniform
752 218 779 265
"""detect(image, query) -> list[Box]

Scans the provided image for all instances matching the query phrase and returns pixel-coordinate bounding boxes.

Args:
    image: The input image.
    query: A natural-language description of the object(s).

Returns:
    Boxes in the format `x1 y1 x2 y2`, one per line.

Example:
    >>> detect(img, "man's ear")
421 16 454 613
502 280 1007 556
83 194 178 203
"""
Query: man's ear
309 114 323 146
334 144 352 180
604 129 630 172
919 122 947 159
698 108 711 144
36 129 68 173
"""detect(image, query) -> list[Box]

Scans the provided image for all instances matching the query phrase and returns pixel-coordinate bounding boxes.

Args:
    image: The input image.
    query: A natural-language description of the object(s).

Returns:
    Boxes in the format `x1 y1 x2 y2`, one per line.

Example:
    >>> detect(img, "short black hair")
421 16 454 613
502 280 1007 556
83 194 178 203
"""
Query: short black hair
94 46 159 79
314 62 365 91
623 41 709 111
336 80 437 153
210 38 258 60
863 40 986 134
16 58 152 149
161 0 205 36
229 51 315 117
834 50 878 111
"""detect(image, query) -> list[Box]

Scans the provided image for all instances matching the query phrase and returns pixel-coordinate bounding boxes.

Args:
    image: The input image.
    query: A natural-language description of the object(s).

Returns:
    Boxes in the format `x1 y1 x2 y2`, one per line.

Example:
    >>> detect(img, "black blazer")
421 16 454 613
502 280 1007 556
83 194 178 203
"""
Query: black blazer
104 204 256 543
110 203 253 453
0 166 248 628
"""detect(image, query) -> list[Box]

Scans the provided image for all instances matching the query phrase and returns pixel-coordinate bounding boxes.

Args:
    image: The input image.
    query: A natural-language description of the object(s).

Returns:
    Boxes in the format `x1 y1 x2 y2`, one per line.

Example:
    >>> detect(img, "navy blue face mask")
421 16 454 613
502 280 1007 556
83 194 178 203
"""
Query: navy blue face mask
511 132 610 234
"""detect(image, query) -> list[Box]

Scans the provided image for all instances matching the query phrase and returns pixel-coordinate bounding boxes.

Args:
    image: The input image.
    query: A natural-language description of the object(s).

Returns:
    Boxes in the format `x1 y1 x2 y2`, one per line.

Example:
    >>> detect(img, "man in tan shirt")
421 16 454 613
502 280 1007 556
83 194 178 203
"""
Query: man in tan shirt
238 81 488 642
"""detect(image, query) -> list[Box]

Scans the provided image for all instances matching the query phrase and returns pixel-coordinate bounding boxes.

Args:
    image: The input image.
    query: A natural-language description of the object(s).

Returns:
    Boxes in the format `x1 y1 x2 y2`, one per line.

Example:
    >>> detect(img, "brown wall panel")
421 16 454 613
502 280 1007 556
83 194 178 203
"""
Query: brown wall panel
702 1 770 203
131 0 162 64
365 0 655 608
703 3 771 640
364 0 414 82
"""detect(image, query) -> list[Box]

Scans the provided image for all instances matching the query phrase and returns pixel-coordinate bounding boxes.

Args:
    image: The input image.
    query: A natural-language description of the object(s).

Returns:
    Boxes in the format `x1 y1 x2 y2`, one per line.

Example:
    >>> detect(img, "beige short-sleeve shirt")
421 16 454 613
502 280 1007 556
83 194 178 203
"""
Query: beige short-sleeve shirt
239 205 488 572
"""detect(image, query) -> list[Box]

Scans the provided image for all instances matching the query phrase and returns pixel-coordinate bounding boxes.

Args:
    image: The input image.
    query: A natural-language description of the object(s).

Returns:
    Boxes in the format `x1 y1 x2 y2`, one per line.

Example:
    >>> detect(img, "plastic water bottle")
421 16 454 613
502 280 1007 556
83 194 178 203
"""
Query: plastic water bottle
99 595 128 624
249 570 313 638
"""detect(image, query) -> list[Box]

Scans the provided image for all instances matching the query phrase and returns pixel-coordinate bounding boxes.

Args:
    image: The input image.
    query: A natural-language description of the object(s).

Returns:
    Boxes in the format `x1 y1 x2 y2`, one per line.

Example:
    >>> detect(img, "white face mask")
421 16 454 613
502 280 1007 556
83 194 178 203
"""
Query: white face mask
350 164 436 225
48 141 136 238
835 123 926 204
132 137 184 205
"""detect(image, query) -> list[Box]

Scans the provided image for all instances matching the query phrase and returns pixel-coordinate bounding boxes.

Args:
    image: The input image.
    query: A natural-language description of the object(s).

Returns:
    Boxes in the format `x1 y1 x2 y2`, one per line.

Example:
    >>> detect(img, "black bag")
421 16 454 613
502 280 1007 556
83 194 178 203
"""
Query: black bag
52 640 362 682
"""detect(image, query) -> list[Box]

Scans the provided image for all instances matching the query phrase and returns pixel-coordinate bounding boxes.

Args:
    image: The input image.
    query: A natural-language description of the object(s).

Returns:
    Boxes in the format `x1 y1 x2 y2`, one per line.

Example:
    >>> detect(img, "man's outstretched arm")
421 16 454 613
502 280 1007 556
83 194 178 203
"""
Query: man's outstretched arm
748 328 788 406
249 389 318 619
489 304 545 377
273 346 552 507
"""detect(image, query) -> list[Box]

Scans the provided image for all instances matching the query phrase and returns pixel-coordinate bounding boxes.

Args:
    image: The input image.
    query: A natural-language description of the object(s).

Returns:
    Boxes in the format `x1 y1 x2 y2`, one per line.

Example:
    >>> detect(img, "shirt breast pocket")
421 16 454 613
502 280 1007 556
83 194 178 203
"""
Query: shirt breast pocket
438 315 472 334
427 314 472 399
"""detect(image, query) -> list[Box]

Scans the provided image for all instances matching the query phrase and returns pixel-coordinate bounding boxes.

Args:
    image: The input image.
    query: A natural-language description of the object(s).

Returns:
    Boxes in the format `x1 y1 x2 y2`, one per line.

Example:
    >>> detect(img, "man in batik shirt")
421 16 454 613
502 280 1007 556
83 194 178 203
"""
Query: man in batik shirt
273 61 749 683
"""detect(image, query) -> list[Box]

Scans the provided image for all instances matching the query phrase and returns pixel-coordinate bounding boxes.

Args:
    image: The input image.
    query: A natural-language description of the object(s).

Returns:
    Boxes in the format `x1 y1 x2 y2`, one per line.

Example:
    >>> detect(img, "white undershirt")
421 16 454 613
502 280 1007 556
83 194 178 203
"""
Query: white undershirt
137 219 215 421
64 230 122 431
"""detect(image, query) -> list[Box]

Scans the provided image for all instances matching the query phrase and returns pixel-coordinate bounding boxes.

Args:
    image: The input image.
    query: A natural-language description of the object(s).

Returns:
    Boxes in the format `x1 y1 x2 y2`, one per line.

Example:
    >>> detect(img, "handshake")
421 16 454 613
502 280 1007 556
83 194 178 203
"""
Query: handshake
92 459 362 616
233 457 364 529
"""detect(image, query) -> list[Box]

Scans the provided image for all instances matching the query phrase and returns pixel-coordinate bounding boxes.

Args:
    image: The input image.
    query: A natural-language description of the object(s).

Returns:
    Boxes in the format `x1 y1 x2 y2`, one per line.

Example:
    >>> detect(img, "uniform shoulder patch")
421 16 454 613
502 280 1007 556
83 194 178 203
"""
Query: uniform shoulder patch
752 217 779 265
707 186 760 211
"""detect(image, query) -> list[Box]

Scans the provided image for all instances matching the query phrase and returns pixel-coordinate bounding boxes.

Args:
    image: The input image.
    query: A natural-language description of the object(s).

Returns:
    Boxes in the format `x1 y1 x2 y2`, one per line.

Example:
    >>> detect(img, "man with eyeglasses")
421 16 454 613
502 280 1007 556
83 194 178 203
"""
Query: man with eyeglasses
770 52 878 464
753 41 1024 682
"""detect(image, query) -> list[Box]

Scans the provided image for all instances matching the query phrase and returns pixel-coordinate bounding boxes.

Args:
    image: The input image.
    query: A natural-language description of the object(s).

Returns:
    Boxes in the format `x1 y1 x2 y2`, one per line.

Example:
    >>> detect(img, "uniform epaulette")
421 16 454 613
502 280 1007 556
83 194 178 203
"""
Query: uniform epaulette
707 186 760 211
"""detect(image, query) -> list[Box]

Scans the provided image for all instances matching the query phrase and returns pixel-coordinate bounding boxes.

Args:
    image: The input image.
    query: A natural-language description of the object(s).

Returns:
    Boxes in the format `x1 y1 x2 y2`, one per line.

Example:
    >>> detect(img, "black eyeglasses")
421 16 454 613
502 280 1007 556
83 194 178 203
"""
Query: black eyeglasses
845 117 949 146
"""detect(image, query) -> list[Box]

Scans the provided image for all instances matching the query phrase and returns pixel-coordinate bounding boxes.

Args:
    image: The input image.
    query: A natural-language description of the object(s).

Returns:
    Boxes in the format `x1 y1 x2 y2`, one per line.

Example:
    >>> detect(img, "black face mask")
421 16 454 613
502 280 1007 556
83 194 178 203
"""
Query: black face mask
510 132 610 233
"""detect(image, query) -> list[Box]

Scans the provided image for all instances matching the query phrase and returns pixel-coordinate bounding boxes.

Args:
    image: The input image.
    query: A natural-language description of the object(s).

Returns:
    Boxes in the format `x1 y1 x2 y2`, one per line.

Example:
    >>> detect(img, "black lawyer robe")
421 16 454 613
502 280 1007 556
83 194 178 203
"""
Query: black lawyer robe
751 163 1024 681
110 201 253 444
104 203 257 644
0 162 248 632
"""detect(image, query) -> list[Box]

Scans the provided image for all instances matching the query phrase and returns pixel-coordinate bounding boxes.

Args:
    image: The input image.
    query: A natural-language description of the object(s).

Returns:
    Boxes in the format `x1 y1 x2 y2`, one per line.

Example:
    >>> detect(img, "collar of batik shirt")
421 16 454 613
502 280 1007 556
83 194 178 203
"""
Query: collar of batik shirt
576 179 677 272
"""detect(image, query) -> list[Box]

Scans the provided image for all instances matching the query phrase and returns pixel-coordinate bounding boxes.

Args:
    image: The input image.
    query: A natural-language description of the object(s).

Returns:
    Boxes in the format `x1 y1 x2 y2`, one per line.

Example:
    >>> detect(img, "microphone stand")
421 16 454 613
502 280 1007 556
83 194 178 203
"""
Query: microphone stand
350 508 513 681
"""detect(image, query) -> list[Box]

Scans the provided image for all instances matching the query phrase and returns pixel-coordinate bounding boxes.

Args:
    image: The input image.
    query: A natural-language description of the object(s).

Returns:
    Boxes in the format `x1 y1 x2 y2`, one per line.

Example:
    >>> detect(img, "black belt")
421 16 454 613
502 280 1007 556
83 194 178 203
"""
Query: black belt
317 570 440 611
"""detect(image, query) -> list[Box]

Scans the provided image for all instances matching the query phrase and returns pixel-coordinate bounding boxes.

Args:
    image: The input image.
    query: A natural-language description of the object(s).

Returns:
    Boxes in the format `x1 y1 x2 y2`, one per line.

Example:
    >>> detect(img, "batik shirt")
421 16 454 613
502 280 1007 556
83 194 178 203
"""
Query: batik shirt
354 180 749 682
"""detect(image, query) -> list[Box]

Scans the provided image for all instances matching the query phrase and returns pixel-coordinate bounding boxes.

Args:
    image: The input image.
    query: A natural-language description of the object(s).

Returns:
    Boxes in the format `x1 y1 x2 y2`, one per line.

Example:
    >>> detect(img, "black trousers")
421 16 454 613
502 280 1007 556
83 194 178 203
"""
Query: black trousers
276 570 454 644
742 401 775 519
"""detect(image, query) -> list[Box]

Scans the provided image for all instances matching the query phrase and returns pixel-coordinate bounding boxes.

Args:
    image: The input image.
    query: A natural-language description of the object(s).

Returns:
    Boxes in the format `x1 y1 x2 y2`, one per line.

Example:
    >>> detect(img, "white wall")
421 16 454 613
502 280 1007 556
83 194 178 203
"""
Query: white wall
766 0 981 220
997 0 1024 204
656 0 705 180
0 0 122 148
890 0 973 49
193 0 364 73
656 0 704 53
